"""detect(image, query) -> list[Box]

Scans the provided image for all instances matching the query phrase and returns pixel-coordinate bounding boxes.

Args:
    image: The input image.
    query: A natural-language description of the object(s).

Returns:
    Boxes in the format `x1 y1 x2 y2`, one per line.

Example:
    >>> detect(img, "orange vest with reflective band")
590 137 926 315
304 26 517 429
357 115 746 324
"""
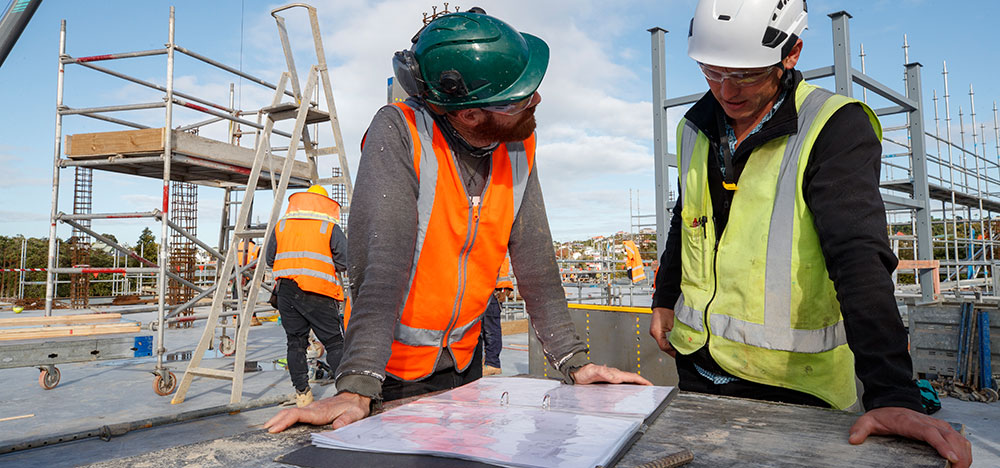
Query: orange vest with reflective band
496 255 514 290
623 240 646 282
236 239 258 267
272 192 343 300
381 101 535 381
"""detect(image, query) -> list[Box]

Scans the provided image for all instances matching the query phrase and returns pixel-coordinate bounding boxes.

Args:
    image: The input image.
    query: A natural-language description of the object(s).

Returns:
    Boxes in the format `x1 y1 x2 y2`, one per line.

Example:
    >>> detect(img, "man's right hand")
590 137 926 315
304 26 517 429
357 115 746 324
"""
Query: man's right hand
649 307 676 357
264 391 371 433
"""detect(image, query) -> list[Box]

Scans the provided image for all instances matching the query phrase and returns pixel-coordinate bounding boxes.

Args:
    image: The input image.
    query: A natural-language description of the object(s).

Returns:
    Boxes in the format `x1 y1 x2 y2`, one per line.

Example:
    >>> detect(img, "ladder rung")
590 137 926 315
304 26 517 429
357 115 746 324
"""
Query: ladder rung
189 367 235 379
234 230 266 238
262 102 330 124
316 176 348 186
315 146 343 156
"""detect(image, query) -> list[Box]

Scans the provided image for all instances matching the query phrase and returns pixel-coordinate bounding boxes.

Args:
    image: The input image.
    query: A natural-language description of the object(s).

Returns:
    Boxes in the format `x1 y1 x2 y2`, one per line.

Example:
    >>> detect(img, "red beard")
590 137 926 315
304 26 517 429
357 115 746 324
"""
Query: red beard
474 108 537 142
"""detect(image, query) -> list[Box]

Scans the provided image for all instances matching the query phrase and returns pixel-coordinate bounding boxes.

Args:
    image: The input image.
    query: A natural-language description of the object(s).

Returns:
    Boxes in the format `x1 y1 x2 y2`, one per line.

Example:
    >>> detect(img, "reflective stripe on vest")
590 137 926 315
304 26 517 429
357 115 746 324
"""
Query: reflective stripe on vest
382 101 534 380
496 255 514 289
673 293 704 332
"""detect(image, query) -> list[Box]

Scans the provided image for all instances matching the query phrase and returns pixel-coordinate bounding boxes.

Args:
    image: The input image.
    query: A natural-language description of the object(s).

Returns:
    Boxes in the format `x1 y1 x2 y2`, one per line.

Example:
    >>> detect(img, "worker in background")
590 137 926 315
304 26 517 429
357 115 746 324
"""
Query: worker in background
649 1 971 466
622 240 645 283
265 184 347 408
235 238 262 326
265 9 649 433
483 255 514 376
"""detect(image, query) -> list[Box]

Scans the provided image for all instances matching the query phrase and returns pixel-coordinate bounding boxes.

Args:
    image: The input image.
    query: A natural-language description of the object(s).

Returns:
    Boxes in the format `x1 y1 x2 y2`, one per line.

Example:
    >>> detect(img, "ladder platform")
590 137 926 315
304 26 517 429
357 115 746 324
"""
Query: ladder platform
263 102 330 125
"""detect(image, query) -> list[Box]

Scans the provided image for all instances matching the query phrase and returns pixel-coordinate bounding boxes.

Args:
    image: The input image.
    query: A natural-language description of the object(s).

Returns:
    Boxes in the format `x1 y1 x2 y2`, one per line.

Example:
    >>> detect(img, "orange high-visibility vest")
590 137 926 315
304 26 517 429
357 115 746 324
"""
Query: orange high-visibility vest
236 239 258 267
496 255 514 290
272 192 344 300
380 101 535 381
623 240 646 282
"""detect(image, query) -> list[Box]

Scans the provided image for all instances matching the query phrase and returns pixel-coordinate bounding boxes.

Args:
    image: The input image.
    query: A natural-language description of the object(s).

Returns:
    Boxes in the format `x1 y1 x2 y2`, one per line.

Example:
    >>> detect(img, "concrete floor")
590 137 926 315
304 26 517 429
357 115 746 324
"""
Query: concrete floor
0 306 997 467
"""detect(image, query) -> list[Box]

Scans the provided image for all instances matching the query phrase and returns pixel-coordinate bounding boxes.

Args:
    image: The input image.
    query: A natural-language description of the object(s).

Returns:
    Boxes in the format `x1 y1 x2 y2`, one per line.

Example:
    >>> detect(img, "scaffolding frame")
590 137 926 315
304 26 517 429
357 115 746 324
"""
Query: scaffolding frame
44 5 346 391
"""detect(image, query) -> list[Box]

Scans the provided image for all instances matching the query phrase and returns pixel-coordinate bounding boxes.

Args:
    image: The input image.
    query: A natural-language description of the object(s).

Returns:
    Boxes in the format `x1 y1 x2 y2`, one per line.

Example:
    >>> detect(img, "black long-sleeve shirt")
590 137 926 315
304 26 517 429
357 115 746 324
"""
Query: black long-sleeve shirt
652 70 923 412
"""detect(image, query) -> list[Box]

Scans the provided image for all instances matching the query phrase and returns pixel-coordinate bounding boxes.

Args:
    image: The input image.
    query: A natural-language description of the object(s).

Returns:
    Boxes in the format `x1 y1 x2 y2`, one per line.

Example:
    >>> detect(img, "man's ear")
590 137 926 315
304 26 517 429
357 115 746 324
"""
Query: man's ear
782 38 803 70
448 108 487 127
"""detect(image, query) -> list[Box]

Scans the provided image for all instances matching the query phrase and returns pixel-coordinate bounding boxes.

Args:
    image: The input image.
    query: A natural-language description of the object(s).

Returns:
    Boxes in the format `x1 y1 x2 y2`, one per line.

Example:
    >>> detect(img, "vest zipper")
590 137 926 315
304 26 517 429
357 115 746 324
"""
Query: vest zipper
444 195 484 349
702 216 722 336
443 148 491 352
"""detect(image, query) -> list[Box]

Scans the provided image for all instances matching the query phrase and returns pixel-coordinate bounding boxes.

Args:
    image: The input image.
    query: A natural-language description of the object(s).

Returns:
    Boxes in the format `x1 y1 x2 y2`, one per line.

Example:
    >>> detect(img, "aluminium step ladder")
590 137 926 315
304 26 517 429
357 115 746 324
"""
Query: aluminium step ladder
171 3 351 404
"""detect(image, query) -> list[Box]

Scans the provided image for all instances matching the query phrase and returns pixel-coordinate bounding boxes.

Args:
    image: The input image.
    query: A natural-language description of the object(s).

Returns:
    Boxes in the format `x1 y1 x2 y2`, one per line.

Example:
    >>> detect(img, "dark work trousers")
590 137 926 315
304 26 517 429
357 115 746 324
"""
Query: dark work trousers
675 352 831 408
276 278 344 393
381 337 484 402
482 295 503 368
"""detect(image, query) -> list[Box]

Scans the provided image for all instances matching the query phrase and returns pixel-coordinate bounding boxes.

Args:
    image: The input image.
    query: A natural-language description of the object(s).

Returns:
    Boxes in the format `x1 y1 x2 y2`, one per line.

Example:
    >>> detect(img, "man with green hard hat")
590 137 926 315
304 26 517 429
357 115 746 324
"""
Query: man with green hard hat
266 8 648 433
649 0 970 465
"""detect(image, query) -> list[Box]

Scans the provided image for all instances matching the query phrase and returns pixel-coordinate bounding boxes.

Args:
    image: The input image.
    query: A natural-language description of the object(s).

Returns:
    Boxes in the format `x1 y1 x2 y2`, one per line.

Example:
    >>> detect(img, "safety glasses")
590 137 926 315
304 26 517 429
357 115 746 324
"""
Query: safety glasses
483 93 537 115
699 63 777 87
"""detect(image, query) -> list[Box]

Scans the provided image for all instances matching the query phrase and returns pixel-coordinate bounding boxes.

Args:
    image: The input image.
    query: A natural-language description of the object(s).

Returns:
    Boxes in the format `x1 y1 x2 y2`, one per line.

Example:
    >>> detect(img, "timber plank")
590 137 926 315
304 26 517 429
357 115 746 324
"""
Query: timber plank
62 128 313 187
65 128 163 157
0 313 121 327
0 323 140 341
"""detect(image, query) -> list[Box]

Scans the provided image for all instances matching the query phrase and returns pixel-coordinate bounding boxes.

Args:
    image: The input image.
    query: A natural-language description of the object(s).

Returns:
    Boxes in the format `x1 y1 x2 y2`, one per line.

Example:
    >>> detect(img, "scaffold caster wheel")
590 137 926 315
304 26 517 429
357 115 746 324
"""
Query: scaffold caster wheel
38 367 60 390
219 336 236 356
154 371 177 396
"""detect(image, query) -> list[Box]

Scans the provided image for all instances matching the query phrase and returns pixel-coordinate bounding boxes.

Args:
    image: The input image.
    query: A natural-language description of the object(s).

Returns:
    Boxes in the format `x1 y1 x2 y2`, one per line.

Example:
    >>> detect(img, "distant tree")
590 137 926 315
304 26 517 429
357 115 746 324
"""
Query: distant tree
137 228 158 264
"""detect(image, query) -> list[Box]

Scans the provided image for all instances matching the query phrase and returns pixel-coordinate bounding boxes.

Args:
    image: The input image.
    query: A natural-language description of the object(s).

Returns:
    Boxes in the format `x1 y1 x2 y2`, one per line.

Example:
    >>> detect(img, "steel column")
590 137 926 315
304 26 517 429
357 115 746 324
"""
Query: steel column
649 27 670 258
828 11 854 98
906 63 935 302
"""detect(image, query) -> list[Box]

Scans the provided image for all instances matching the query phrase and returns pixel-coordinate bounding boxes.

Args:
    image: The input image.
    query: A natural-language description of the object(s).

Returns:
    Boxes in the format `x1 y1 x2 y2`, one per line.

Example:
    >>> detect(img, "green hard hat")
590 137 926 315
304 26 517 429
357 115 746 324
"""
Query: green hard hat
408 12 548 111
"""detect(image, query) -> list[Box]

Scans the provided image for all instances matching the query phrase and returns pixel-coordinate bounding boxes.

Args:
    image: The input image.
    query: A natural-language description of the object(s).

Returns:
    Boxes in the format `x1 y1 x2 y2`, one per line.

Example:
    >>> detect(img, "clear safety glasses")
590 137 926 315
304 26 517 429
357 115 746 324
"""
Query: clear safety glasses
699 63 777 87
483 93 537 116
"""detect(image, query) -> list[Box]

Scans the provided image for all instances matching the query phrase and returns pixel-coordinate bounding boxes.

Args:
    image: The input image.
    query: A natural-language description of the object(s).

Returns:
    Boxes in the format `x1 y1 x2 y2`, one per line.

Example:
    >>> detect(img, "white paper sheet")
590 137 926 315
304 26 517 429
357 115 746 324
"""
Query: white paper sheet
311 377 676 468
312 400 640 468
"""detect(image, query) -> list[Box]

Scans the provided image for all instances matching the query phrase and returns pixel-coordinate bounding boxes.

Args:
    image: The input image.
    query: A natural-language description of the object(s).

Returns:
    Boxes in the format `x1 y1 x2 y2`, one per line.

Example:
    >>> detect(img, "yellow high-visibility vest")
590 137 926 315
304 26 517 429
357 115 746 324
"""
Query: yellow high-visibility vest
670 81 882 409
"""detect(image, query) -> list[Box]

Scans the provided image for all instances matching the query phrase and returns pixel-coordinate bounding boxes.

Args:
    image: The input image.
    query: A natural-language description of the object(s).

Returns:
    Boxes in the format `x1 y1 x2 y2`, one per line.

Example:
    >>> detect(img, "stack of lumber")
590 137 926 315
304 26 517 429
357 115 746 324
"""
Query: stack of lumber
0 313 139 341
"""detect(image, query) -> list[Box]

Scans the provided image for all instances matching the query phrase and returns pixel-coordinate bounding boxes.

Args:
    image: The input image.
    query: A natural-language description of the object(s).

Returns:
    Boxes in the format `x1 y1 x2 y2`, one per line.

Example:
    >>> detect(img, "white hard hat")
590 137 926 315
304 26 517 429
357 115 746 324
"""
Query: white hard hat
688 0 808 68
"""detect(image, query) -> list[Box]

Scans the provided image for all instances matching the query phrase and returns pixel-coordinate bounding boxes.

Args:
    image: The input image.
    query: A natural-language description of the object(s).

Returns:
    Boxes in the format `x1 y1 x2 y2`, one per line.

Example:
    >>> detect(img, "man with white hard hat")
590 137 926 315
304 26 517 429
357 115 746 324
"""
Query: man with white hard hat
649 1 971 466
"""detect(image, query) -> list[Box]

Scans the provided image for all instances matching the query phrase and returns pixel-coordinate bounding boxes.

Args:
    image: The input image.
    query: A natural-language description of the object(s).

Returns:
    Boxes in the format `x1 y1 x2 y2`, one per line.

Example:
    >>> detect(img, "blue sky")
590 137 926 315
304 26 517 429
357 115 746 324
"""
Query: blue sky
1 0 999 248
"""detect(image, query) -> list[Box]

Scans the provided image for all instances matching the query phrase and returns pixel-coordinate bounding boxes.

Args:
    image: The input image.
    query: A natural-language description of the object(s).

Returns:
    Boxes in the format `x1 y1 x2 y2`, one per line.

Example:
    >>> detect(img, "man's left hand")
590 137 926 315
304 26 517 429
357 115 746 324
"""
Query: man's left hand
571 363 652 386
849 406 971 468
